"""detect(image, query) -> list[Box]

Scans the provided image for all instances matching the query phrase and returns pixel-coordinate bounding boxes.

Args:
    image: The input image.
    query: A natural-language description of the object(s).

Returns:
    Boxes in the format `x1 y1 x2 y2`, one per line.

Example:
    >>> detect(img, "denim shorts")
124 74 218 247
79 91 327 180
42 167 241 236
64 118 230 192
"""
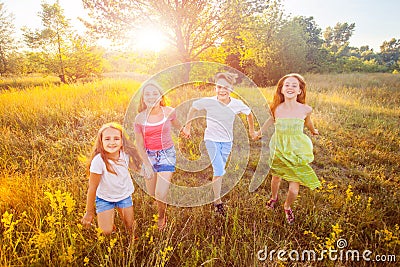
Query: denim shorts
95 196 133 213
146 146 176 172
205 140 233 176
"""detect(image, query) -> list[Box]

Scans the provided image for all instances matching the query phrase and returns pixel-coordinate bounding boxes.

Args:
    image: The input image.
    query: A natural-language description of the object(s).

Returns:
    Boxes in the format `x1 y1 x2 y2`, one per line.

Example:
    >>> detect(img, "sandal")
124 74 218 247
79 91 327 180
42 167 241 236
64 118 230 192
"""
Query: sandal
284 208 295 225
266 197 278 210
214 203 226 217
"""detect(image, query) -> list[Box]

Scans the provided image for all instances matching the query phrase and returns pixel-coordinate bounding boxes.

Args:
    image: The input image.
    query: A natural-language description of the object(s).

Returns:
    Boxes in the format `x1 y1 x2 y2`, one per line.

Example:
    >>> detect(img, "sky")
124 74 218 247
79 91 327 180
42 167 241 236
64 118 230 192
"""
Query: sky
2 0 400 52
2 0 88 34
283 0 400 51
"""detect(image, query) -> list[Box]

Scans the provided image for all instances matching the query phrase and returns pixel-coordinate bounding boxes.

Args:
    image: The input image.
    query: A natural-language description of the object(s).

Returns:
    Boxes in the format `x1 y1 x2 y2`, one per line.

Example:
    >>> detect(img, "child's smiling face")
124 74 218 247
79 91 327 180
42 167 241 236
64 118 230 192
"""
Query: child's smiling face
281 77 301 99
143 85 162 107
102 127 122 157
215 78 232 102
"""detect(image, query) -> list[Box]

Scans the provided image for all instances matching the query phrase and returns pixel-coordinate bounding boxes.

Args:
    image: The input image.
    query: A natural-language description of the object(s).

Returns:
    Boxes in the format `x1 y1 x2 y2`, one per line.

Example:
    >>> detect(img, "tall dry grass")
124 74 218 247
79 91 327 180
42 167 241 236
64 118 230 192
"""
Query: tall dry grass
0 73 399 266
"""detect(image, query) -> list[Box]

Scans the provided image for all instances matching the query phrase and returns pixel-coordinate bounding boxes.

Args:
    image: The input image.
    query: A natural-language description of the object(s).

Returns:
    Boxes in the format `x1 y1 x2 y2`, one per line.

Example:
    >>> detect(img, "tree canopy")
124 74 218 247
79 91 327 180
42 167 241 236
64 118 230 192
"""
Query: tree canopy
0 0 399 84
82 0 271 62
21 1 103 83
0 2 17 75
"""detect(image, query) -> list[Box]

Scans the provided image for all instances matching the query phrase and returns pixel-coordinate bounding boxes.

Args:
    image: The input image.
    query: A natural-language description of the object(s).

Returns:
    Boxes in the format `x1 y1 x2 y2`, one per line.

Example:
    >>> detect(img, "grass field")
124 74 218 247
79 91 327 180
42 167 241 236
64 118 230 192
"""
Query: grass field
0 73 399 266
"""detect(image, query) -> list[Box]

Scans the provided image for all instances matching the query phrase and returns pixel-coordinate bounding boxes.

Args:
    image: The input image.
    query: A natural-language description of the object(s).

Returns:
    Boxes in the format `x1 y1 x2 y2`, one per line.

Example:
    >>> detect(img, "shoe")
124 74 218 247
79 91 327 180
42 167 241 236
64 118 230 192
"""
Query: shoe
284 208 295 225
158 216 167 231
266 197 278 210
214 203 226 217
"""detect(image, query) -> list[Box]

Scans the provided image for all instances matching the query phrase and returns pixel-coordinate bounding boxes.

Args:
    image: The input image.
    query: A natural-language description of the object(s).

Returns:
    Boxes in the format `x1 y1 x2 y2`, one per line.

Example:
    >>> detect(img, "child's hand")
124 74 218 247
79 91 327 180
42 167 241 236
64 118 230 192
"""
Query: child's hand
181 125 191 139
142 164 155 179
252 130 262 140
249 130 257 140
81 212 94 228
311 129 319 136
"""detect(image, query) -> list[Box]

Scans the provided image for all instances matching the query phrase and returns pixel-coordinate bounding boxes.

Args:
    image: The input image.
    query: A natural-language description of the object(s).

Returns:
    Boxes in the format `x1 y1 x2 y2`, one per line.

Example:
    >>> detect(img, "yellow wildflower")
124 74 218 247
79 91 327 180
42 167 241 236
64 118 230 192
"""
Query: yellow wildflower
84 257 90 266
64 193 76 214
345 185 353 203
45 214 56 227
1 211 13 227
29 231 56 249
366 197 373 209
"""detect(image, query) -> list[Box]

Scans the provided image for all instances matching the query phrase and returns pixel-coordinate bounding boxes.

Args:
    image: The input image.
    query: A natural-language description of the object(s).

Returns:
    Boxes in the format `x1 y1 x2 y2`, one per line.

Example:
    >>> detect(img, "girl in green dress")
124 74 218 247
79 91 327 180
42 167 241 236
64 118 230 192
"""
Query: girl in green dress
255 73 320 224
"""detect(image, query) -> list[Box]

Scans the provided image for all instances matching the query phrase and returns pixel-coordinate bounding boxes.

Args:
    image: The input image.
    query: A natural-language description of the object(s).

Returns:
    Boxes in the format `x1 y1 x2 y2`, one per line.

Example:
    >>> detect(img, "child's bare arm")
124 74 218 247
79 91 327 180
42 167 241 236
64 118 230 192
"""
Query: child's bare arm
246 112 255 138
170 109 182 131
305 114 319 135
182 106 198 138
259 116 274 135
82 172 101 227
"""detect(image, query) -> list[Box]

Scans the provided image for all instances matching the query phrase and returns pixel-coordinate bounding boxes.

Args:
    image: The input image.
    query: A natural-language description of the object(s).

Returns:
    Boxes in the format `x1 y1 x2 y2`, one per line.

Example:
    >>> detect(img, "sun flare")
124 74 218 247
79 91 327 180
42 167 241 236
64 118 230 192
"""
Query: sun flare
132 27 169 52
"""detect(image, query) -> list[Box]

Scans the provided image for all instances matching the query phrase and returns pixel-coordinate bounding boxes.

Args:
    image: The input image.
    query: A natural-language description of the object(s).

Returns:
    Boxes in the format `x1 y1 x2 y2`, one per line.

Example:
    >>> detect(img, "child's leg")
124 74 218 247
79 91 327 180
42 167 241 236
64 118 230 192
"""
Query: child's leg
117 206 135 234
97 209 115 235
271 176 282 200
155 171 172 227
284 182 300 210
212 176 223 204
145 175 157 197
205 141 232 205
155 171 172 202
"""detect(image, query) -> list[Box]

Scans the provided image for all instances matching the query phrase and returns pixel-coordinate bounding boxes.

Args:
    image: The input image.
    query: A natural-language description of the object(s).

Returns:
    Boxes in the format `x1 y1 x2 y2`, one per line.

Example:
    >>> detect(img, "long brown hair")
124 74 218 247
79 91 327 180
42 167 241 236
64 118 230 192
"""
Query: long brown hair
87 122 142 175
269 73 307 118
137 81 167 113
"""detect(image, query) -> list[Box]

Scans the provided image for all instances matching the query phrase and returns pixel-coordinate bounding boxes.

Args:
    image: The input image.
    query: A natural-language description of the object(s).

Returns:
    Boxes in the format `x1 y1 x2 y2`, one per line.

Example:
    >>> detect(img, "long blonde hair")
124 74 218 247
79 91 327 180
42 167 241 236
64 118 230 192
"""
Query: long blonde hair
87 122 142 175
137 81 167 113
270 73 307 118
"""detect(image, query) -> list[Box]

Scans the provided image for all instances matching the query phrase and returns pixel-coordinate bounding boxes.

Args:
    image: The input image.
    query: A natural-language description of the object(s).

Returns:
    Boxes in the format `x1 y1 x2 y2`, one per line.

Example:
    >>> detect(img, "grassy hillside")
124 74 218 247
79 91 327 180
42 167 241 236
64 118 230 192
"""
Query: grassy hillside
0 73 399 266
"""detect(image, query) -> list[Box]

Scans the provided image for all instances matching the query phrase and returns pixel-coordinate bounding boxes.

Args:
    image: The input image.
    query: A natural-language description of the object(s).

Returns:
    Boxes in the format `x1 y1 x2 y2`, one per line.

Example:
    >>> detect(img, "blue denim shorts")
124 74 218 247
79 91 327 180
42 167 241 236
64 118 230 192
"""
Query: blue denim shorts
146 146 176 172
95 196 133 213
205 140 233 176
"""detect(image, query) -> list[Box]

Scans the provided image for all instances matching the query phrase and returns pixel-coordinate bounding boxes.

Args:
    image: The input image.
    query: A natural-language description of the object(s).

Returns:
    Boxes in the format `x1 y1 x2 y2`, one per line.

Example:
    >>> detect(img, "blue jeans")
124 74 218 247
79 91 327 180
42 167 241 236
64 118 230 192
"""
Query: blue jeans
146 146 176 172
95 196 133 213
205 140 233 176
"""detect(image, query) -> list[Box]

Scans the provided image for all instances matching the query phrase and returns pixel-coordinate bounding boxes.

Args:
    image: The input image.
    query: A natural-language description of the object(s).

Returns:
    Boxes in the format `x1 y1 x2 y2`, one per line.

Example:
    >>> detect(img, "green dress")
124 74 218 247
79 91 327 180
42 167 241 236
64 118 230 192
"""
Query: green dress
269 118 321 190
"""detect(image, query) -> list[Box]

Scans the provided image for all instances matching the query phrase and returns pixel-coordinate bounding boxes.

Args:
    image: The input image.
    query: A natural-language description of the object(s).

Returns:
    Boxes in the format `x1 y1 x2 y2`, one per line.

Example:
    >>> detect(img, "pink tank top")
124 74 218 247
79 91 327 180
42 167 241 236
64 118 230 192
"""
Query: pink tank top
134 108 176 150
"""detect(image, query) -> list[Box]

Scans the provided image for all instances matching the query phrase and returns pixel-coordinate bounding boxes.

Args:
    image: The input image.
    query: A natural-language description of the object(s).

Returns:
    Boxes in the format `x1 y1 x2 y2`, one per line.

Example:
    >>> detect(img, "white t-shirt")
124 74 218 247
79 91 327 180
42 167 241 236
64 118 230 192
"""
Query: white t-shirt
90 151 134 202
192 96 251 142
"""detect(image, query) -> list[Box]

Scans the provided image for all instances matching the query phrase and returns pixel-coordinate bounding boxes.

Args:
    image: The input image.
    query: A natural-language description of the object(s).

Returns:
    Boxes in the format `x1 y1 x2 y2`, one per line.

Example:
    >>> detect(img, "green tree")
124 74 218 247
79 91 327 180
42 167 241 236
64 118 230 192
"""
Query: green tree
379 38 400 71
222 0 314 85
23 1 70 82
275 20 308 74
22 1 103 82
220 0 285 85
63 36 104 82
22 51 48 74
323 22 355 56
359 45 377 61
0 2 17 75
320 22 356 72
291 16 324 72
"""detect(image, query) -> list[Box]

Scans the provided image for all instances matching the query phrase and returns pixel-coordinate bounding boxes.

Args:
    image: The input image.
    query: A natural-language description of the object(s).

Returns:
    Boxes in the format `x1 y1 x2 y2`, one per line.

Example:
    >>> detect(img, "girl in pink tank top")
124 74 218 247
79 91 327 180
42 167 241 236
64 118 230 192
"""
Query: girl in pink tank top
134 81 181 230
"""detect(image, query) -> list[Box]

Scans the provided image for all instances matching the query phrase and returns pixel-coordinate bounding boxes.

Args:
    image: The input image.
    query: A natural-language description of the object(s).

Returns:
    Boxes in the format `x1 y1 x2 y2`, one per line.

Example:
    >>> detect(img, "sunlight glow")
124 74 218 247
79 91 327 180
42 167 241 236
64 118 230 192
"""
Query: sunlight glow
132 27 169 52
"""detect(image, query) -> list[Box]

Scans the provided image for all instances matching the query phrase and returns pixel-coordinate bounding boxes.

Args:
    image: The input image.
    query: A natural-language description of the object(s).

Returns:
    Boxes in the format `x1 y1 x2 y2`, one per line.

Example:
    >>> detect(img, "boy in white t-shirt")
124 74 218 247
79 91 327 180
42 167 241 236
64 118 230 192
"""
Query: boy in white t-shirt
182 72 256 216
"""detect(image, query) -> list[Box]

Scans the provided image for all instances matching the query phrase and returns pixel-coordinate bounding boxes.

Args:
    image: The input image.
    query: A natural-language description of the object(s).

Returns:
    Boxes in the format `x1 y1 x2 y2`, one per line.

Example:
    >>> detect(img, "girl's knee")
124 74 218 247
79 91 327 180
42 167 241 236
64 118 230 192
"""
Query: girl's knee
100 226 114 235
155 190 167 201
272 176 281 182
124 221 135 232
288 183 300 194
